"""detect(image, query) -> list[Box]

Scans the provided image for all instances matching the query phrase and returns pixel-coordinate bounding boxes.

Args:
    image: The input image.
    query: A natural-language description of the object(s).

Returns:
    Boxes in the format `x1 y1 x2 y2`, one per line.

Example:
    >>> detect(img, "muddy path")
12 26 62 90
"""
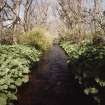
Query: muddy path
15 45 97 105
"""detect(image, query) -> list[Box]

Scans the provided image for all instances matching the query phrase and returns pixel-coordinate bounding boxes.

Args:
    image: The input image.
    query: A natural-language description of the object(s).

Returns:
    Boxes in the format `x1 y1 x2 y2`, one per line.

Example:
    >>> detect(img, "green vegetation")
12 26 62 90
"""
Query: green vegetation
0 26 54 105
0 45 41 105
18 27 53 51
60 36 105 104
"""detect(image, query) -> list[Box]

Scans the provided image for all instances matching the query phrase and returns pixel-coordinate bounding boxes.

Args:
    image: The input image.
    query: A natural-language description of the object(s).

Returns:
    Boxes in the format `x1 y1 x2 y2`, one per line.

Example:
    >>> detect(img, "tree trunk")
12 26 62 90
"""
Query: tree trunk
12 0 20 44
0 0 4 42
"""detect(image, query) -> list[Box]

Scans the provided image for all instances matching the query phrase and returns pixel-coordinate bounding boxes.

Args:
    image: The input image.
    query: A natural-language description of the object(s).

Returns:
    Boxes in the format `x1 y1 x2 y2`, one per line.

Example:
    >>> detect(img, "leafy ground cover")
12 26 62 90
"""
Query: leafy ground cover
60 38 105 104
0 45 41 105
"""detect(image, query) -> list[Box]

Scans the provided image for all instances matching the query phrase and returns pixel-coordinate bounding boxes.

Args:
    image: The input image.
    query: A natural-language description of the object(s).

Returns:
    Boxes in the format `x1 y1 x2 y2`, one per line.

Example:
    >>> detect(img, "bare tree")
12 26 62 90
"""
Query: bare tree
94 0 102 12
0 0 4 40
57 0 104 41
23 0 33 32
57 0 86 40
23 0 49 32
0 0 22 43
12 0 21 43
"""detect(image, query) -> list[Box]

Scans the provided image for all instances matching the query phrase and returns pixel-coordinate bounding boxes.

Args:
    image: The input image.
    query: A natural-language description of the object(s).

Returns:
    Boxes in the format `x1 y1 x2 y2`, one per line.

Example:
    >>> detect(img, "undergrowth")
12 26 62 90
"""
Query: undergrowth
60 36 105 104
0 45 41 105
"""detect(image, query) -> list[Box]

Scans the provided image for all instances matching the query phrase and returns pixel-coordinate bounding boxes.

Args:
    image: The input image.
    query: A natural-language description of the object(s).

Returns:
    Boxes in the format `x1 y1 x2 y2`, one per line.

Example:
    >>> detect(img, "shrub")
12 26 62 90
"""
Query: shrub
59 27 87 43
0 29 13 44
0 45 41 105
18 27 53 51
60 36 105 104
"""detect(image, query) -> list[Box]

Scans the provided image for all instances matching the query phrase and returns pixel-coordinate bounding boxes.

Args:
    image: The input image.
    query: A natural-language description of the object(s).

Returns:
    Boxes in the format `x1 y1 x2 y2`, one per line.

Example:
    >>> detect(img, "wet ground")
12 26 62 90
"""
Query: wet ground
15 45 97 105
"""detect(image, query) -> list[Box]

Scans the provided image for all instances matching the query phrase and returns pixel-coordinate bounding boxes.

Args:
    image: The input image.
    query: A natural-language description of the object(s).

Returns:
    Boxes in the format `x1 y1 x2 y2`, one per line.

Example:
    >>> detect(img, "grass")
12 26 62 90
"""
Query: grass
18 27 53 51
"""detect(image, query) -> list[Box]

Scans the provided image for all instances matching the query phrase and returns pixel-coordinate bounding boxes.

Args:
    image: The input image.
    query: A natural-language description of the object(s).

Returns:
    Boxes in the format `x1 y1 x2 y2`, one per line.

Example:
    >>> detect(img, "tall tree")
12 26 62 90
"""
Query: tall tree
23 0 33 32
0 0 4 40
12 0 21 43
94 0 102 12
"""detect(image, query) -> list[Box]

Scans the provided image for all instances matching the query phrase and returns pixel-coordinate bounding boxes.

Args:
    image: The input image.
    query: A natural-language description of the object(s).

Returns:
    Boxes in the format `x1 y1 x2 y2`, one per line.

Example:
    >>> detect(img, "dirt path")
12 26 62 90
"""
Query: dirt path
15 45 97 105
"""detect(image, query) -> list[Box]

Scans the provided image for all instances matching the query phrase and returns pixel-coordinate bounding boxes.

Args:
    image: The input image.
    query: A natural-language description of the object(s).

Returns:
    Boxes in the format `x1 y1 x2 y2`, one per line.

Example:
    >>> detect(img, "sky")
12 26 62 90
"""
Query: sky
19 0 105 18
102 0 105 9
85 0 105 10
